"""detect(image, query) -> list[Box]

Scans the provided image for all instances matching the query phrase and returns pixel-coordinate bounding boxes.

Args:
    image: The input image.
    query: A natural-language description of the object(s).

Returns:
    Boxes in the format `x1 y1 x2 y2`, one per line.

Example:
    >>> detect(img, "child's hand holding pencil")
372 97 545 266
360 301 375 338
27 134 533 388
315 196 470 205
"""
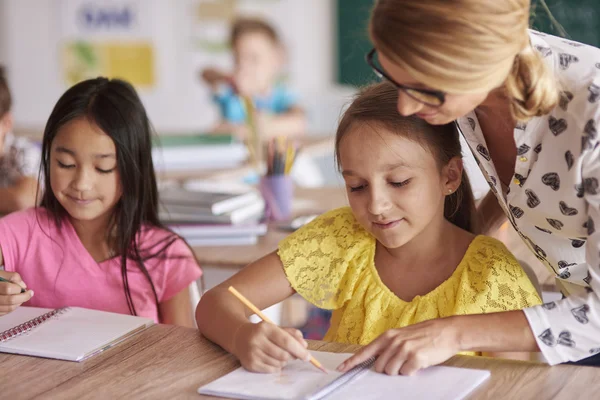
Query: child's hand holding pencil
228 286 327 374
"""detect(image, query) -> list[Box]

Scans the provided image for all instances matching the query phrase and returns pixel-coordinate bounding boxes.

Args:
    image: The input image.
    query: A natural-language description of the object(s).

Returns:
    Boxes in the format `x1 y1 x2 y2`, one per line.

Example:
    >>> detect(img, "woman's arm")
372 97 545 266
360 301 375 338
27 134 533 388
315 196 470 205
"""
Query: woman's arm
159 287 195 327
477 190 507 235
339 310 538 376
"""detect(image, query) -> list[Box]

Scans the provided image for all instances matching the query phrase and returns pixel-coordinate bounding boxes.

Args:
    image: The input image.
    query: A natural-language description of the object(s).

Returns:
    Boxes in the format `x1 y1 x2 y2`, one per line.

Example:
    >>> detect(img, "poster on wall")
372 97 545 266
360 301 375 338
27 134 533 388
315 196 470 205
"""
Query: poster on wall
60 0 156 88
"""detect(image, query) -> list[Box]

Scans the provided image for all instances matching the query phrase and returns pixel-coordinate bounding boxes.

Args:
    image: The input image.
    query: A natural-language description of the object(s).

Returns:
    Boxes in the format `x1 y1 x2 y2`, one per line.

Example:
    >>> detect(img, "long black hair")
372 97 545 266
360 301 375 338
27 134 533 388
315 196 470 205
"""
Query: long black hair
40 77 182 316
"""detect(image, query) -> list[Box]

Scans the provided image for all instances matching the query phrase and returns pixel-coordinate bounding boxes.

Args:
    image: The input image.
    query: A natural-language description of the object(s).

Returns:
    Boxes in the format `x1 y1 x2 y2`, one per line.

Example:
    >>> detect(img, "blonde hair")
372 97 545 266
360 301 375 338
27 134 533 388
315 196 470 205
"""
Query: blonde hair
369 0 558 121
335 82 479 234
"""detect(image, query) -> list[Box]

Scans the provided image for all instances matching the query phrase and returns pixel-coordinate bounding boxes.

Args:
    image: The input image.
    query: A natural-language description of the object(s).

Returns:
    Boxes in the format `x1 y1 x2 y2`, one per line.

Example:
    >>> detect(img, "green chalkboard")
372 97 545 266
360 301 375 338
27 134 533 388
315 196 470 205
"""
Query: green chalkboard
336 0 376 87
530 0 600 48
337 0 600 87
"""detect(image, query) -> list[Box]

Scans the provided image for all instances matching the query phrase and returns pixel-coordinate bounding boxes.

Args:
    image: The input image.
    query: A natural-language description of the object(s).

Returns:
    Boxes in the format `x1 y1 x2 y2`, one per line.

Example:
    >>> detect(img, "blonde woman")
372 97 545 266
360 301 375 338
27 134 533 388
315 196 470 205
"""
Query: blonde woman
340 0 600 375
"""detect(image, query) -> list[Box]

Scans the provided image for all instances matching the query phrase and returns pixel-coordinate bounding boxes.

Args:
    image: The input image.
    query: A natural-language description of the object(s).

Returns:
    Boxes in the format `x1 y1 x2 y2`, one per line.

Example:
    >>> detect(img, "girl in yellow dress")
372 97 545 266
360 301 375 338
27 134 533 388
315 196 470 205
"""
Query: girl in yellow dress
196 82 541 374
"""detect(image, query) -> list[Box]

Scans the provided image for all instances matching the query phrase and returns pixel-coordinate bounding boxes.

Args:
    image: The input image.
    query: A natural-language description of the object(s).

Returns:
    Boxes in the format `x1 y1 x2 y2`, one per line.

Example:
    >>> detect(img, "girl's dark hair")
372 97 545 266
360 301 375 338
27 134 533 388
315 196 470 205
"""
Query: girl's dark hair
40 77 191 316
0 66 12 118
335 81 478 233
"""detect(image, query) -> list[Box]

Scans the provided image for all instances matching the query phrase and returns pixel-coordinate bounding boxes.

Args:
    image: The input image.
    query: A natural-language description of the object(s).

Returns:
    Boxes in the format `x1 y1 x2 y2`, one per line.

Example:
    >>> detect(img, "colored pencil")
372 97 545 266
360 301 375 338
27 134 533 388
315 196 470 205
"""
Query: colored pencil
228 286 327 373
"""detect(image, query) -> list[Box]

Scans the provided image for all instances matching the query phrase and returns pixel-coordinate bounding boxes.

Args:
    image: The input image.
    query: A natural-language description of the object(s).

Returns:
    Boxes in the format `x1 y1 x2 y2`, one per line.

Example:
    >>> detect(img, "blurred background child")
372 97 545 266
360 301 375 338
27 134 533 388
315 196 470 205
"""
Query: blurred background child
0 66 40 214
201 17 306 141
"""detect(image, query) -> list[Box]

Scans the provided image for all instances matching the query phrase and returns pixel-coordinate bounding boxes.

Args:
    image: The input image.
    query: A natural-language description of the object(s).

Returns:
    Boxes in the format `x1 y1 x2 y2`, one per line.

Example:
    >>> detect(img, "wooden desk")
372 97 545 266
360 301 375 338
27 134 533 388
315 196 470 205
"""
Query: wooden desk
2 324 598 399
192 186 347 268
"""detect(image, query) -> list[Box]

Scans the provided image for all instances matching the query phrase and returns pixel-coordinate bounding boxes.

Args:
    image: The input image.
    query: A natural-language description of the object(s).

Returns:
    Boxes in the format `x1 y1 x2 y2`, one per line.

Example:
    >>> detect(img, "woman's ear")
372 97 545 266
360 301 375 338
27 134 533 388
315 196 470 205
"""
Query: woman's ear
442 157 464 194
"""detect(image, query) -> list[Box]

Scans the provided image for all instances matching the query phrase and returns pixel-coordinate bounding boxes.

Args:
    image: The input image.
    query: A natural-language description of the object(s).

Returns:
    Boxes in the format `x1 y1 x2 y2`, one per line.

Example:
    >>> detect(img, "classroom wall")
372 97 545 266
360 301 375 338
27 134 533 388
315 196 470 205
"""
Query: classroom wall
0 0 347 135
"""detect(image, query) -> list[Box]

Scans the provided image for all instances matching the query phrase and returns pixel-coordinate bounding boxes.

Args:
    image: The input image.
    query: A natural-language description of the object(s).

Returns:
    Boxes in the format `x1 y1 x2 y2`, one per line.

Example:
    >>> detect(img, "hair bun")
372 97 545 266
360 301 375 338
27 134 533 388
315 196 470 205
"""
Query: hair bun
505 46 559 121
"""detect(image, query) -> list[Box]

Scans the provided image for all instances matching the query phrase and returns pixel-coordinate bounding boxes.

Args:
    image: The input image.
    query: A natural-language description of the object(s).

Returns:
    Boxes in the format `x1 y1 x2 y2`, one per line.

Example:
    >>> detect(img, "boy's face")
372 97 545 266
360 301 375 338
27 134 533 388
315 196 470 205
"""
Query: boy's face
233 32 283 96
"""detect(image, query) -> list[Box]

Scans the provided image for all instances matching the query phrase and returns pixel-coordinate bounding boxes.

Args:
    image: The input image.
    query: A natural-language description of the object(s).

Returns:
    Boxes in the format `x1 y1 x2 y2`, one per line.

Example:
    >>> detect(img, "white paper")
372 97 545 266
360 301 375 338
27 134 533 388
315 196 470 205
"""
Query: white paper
197 351 490 400
0 307 153 361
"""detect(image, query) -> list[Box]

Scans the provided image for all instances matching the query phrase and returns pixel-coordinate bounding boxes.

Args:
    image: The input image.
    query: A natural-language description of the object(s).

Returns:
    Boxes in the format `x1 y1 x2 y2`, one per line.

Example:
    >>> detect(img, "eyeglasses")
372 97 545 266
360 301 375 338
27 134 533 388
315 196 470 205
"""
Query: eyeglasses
366 48 446 107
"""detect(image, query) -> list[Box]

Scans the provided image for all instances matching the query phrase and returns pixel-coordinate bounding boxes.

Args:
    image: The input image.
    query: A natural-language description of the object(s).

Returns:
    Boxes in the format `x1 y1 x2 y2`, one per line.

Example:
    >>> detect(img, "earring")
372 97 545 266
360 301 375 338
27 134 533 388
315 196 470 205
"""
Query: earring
448 188 453 194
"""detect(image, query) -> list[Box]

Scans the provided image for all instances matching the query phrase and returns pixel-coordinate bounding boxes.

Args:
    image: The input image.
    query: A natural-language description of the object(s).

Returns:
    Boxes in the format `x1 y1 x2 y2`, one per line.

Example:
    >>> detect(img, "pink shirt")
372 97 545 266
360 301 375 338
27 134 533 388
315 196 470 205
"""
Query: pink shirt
0 208 202 323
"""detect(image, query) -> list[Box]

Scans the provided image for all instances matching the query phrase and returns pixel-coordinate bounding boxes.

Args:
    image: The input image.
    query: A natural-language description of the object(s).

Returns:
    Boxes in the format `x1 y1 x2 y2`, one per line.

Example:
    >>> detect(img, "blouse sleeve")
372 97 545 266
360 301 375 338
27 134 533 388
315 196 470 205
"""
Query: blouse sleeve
278 207 371 309
523 94 600 365
455 236 542 315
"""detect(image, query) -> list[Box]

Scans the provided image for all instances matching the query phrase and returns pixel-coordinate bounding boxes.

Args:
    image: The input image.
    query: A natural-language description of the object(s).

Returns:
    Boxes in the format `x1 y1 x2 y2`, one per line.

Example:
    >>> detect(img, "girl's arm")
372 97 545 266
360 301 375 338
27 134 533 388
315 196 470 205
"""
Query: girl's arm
196 251 310 373
159 287 195 328
0 246 34 315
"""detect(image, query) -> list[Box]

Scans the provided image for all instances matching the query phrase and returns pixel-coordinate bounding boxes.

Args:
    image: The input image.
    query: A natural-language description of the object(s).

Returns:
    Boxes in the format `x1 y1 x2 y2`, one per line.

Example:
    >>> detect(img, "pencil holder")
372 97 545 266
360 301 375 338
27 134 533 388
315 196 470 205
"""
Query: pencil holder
260 175 294 221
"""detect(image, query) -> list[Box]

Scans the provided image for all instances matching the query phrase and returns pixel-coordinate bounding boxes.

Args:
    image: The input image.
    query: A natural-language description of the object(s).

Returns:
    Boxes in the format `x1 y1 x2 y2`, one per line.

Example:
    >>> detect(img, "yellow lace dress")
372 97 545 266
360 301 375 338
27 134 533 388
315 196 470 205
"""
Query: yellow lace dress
278 207 542 346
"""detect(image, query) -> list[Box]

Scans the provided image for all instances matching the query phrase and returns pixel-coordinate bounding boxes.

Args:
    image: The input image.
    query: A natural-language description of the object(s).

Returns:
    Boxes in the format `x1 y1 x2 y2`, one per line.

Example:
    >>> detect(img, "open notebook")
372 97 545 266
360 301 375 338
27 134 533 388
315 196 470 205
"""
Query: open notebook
198 351 490 400
0 307 154 361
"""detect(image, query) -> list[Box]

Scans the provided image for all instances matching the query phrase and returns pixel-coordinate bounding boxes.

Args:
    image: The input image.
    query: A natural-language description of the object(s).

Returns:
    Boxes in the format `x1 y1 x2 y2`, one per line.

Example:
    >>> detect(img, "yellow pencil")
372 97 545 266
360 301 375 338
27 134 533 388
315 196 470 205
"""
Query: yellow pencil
284 144 294 175
228 286 327 373
242 96 260 168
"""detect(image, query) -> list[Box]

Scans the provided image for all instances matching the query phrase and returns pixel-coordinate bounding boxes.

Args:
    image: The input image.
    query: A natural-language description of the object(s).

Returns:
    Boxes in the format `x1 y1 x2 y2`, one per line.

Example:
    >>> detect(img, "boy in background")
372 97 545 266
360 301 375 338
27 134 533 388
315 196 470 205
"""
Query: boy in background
201 17 306 140
0 67 40 214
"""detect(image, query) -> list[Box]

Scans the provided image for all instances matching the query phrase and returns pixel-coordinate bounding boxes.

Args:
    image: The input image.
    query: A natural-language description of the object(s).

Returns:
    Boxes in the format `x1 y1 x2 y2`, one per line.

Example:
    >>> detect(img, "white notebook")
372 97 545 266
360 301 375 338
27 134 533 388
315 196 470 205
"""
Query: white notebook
198 351 490 400
0 306 154 362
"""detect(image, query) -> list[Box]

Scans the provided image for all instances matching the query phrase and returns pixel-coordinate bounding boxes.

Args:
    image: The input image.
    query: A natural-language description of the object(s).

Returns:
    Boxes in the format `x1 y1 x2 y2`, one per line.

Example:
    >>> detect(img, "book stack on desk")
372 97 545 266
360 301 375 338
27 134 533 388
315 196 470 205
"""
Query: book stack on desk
152 133 248 172
159 184 267 246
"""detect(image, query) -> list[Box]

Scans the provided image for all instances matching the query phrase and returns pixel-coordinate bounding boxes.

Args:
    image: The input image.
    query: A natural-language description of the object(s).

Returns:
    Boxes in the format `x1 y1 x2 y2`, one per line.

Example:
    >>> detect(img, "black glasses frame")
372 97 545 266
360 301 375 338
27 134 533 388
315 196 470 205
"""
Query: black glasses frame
365 48 446 107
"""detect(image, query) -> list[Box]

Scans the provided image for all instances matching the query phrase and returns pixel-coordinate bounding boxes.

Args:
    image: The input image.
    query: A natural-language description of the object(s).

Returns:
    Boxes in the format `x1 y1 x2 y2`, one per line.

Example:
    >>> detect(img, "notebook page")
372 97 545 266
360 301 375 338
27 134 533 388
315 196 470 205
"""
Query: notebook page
0 307 153 361
325 365 490 400
198 351 490 400
198 351 350 400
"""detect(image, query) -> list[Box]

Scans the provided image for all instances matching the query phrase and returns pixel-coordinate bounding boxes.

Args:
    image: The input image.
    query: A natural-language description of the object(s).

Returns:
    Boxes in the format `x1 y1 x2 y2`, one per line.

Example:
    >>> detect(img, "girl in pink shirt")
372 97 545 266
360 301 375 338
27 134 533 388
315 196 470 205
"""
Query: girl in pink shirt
0 78 202 326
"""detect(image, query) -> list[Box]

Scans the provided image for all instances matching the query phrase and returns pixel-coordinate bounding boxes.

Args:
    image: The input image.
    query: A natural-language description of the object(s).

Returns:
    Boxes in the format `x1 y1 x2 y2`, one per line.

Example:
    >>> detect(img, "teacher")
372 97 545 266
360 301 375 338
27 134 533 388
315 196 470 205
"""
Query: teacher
340 0 600 374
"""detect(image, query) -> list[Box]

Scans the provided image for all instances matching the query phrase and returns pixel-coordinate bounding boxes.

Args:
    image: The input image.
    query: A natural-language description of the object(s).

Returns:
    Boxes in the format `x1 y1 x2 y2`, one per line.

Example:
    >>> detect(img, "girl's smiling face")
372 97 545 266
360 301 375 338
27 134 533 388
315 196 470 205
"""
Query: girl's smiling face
339 123 458 249
50 117 122 225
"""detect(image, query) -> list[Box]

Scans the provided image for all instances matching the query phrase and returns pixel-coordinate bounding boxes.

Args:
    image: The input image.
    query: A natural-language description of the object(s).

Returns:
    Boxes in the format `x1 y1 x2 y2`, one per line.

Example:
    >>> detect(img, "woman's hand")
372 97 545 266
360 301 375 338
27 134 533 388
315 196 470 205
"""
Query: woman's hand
0 271 34 315
337 318 459 376
232 322 311 373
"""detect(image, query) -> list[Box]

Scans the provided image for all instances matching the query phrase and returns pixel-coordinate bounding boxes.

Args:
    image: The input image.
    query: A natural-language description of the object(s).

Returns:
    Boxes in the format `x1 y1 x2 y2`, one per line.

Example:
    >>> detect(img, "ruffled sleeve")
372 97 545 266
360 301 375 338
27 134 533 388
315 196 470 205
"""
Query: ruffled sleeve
454 236 542 315
278 207 373 309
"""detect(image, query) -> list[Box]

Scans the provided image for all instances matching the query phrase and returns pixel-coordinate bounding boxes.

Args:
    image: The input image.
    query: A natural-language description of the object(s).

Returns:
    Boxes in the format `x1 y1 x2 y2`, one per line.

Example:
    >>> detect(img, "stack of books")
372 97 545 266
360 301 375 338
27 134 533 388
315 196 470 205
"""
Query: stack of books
159 183 266 246
152 134 248 172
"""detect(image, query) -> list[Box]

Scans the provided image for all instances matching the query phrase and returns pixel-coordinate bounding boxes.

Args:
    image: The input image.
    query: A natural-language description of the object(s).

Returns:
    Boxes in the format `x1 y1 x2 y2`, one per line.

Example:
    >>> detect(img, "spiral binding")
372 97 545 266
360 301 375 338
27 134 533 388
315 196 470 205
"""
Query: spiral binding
0 307 69 343
304 356 377 400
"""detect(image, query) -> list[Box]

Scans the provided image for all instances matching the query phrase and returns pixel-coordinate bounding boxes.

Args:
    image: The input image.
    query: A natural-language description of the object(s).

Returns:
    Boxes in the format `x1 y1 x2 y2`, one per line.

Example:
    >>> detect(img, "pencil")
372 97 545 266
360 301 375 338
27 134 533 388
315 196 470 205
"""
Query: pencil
228 286 327 373
0 276 26 293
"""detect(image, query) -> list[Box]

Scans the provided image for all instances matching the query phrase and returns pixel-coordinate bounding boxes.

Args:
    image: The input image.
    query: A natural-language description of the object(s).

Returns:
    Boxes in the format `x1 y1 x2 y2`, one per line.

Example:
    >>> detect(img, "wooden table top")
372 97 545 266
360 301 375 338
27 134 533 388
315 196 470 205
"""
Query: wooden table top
191 186 347 268
1 324 597 399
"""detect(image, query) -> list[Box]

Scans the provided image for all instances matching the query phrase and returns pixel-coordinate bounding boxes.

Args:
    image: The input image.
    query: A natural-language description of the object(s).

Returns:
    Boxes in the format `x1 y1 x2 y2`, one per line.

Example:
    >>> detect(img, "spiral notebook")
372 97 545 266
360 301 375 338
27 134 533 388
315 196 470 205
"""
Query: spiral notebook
198 351 490 400
0 306 154 362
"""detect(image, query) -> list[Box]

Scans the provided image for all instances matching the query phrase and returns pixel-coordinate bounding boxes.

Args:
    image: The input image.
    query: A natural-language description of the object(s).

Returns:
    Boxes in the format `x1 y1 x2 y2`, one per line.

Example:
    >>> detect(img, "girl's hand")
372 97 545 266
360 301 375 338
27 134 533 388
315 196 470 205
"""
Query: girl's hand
0 271 34 315
337 319 459 376
232 322 311 373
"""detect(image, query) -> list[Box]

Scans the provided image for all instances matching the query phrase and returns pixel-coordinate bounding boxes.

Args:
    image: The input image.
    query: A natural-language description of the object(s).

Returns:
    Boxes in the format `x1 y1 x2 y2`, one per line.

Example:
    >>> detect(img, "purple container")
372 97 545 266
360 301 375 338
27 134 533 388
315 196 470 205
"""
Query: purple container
260 175 294 221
